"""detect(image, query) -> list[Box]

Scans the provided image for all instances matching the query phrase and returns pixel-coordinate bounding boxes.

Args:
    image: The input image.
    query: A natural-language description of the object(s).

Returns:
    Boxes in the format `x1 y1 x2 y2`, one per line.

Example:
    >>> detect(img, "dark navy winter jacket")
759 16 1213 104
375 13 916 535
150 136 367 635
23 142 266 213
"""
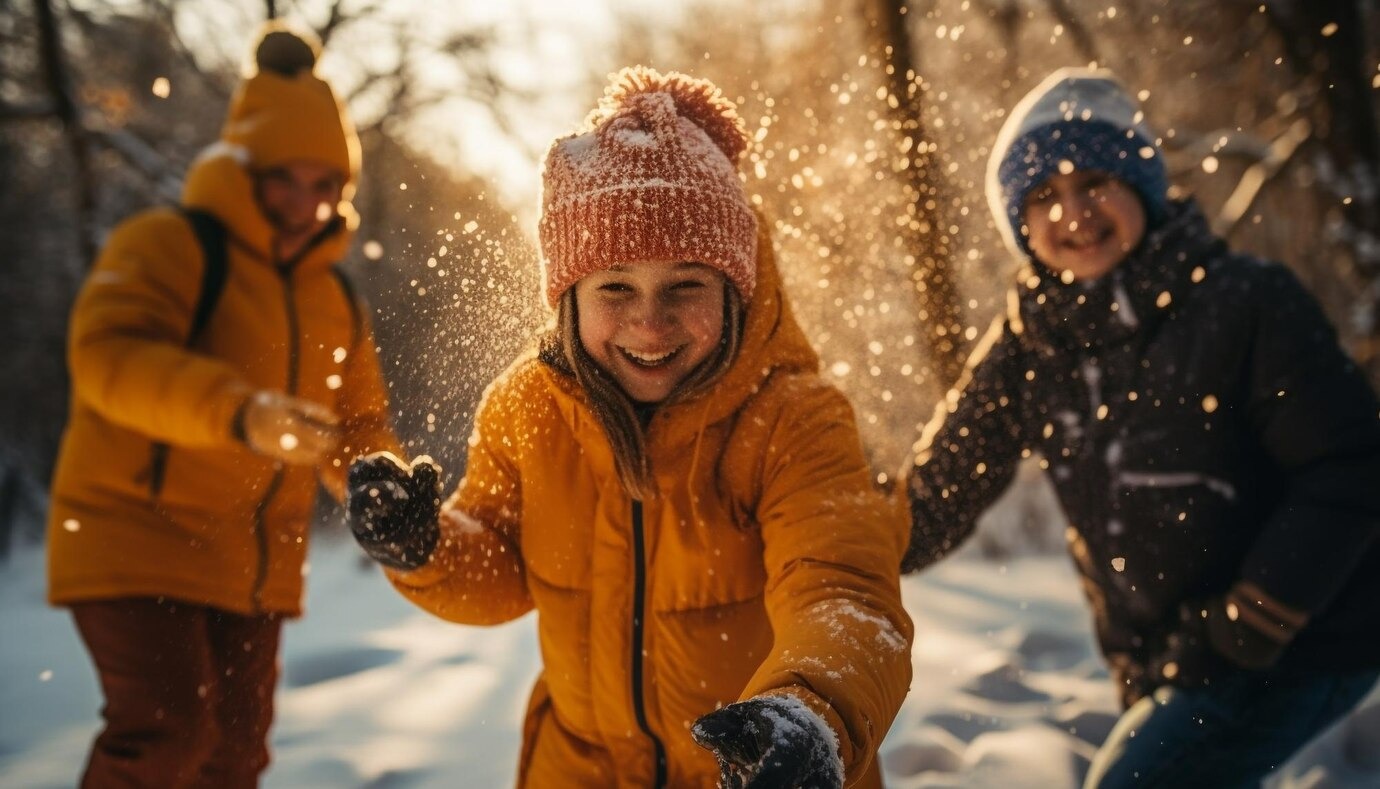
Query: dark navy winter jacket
904 200 1380 680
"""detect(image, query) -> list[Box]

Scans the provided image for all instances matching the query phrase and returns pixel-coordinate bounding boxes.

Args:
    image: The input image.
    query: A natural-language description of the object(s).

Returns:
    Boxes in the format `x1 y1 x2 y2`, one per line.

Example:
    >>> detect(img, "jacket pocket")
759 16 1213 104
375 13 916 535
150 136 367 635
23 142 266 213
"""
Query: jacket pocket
134 441 171 499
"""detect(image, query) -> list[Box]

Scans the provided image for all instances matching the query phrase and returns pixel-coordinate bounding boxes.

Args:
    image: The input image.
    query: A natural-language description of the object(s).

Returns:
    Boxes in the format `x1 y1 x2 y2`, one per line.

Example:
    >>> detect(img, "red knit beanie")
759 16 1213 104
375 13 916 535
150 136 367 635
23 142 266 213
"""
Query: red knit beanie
538 66 758 307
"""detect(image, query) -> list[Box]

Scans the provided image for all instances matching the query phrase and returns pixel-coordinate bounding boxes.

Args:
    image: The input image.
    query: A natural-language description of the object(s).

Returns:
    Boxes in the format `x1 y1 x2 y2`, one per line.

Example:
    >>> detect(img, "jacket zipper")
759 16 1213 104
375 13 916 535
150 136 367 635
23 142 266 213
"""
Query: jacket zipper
249 264 300 611
630 499 667 787
250 469 284 610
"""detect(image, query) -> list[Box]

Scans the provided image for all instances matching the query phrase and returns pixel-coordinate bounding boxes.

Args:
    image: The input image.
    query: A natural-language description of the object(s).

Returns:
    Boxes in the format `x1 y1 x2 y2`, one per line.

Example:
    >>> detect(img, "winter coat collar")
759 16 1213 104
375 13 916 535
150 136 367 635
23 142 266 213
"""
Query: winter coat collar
1010 199 1226 354
180 142 356 272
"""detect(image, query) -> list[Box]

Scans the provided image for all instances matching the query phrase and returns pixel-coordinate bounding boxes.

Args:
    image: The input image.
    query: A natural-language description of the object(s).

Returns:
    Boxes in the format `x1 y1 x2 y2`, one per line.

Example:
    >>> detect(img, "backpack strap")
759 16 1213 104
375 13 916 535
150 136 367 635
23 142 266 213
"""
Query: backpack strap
179 208 229 346
330 266 364 353
142 208 230 500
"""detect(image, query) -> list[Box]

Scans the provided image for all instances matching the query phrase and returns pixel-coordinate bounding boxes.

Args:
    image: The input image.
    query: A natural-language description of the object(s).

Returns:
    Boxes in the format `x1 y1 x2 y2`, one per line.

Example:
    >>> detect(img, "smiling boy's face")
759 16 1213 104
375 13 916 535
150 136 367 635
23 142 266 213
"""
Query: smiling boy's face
574 260 727 403
1022 169 1147 281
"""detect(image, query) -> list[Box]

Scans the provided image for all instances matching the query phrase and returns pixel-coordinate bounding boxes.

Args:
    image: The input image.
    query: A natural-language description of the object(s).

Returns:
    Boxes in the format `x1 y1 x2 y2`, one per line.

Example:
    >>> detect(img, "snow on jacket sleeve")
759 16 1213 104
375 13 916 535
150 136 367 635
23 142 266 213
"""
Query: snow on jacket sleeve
738 375 914 785
321 307 401 499
903 315 1028 572
1237 261 1380 616
68 211 254 448
383 369 533 626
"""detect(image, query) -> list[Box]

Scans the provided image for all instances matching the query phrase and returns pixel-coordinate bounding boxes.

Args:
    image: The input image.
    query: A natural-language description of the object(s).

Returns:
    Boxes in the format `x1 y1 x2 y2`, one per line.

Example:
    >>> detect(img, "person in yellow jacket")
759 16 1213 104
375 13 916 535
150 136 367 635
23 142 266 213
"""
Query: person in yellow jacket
46 24 398 788
346 66 913 789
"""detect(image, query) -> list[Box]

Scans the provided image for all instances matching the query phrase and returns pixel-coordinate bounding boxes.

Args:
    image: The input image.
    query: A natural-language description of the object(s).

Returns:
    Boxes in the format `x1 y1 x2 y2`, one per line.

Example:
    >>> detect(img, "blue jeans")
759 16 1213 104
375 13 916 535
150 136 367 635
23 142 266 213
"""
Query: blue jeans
1084 669 1380 788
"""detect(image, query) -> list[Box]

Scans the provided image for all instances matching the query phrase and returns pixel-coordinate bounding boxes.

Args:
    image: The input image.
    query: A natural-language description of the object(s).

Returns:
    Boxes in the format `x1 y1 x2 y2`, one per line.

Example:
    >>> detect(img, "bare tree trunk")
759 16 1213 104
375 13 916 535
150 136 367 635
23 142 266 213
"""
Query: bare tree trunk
1268 1 1380 239
860 0 966 389
1266 0 1380 368
0 466 16 560
34 0 97 266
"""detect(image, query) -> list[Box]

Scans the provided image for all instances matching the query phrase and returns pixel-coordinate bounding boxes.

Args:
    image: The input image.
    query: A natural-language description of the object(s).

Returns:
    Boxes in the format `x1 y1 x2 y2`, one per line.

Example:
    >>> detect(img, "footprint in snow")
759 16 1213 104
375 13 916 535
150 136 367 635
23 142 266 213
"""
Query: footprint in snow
284 646 406 688
361 766 430 788
1016 629 1093 672
1044 708 1119 747
882 733 965 776
921 710 1009 743
962 663 1053 704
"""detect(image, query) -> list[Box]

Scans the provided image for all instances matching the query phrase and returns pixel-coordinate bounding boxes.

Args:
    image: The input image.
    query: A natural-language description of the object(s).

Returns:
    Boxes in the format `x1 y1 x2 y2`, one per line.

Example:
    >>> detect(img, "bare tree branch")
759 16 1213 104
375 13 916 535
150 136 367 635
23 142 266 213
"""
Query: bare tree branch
1214 117 1312 237
318 0 382 47
0 98 59 119
87 124 183 203
34 0 98 265
145 0 234 102
1164 128 1273 176
344 67 400 106
1042 0 1100 64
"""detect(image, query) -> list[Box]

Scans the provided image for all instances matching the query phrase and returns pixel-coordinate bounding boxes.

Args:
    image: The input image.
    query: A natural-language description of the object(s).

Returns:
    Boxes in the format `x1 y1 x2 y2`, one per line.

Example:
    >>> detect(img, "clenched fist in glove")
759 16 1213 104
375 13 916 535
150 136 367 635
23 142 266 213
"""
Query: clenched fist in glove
1152 581 1308 689
347 452 442 570
691 696 844 789
236 390 340 465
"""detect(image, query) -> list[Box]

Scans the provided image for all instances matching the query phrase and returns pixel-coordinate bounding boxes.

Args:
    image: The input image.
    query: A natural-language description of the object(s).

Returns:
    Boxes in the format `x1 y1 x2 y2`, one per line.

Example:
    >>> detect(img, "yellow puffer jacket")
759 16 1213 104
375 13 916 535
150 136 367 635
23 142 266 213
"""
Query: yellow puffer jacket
47 147 397 616
387 232 913 788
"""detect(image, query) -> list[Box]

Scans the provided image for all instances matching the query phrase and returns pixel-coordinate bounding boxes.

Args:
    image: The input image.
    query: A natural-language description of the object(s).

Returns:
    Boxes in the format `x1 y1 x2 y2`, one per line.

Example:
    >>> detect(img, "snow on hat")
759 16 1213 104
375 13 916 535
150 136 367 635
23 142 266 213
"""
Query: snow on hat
986 68 1168 258
537 66 758 307
221 22 359 182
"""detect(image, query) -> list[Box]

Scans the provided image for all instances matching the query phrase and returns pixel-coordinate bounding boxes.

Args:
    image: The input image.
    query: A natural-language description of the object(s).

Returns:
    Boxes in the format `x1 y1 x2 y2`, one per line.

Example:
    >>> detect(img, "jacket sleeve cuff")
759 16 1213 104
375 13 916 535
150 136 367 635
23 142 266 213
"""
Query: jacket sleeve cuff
230 392 254 445
756 685 857 778
1224 579 1309 644
1206 580 1310 670
213 382 256 448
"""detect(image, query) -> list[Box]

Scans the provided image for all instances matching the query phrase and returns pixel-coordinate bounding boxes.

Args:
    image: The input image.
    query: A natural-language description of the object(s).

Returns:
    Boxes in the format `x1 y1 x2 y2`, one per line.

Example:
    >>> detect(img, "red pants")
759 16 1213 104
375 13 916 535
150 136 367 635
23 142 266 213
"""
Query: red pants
71 598 282 788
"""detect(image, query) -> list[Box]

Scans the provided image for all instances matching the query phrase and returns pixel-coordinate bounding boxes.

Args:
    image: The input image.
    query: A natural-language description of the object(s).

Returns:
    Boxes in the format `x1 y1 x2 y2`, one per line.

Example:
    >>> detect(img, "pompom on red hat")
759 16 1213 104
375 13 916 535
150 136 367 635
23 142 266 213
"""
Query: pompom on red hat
538 66 758 307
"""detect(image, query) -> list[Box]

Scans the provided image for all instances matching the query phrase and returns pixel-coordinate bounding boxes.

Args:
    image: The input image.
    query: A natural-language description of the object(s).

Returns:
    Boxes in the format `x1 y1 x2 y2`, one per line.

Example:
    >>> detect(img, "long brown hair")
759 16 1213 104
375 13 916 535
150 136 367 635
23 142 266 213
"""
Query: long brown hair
539 279 744 500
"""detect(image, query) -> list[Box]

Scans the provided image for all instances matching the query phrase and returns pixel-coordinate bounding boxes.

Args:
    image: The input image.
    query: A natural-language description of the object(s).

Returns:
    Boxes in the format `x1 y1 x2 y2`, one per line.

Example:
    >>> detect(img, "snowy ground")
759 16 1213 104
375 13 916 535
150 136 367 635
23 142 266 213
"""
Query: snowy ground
3 532 1377 789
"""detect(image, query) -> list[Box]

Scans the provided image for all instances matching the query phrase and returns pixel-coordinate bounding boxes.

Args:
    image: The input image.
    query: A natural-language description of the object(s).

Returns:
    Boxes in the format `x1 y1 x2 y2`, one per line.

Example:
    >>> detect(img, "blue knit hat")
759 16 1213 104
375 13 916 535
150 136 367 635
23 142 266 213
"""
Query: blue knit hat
986 68 1169 258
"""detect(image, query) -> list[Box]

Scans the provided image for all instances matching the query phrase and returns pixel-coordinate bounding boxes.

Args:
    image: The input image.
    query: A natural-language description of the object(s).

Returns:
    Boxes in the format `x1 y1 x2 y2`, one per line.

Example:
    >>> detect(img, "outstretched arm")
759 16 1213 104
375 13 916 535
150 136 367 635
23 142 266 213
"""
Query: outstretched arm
903 315 1029 572
722 376 913 786
349 374 534 626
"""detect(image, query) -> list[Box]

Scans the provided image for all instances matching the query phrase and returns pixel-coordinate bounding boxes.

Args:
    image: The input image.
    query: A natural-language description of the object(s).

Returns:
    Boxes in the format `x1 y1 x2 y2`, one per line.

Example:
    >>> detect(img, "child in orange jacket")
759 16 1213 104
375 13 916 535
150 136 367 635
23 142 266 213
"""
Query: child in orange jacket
346 67 913 789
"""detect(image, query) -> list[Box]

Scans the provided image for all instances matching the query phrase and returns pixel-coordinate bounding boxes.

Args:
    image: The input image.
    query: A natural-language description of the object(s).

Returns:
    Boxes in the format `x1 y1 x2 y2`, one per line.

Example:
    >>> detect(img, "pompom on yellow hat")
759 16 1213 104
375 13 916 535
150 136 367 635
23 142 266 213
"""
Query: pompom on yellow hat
220 22 360 182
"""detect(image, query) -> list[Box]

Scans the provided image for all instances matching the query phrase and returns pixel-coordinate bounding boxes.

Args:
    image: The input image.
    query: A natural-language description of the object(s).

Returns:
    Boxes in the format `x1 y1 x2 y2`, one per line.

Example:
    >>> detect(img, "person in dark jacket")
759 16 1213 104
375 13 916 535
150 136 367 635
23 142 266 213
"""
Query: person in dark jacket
902 67 1380 788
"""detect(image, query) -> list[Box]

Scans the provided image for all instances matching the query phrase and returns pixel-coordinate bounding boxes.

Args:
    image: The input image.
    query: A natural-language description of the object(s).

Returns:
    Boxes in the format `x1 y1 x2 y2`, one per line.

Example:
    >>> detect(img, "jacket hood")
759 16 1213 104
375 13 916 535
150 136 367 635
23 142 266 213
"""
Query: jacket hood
181 142 356 270
542 217 819 452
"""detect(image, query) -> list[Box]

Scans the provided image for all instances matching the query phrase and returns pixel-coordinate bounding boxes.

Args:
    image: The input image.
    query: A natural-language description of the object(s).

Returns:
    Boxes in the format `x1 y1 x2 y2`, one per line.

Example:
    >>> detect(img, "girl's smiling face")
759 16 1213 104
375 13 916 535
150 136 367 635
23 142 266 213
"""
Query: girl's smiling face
574 260 727 404
1022 169 1147 281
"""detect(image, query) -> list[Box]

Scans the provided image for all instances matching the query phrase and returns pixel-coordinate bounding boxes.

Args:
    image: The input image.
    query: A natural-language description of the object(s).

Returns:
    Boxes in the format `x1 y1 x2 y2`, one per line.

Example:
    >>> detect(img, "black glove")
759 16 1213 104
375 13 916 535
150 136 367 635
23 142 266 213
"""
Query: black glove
1152 588 1301 689
1149 602 1233 690
691 696 844 789
347 452 442 570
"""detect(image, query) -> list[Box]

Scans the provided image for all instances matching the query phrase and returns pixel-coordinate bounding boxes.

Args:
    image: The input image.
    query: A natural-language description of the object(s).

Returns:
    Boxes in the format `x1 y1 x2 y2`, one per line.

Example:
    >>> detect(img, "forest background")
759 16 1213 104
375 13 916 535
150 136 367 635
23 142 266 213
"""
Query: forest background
1 0 1377 558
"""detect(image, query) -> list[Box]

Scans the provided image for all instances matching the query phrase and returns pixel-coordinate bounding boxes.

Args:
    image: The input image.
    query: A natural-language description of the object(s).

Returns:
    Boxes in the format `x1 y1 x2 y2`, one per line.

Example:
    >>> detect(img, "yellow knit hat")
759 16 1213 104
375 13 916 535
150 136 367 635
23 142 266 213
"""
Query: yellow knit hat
221 22 359 181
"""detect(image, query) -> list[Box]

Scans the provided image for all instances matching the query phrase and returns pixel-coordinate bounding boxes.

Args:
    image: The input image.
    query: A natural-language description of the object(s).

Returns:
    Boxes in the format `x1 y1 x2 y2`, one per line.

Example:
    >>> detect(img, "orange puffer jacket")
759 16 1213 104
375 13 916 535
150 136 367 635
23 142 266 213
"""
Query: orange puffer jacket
387 233 913 788
47 147 397 616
